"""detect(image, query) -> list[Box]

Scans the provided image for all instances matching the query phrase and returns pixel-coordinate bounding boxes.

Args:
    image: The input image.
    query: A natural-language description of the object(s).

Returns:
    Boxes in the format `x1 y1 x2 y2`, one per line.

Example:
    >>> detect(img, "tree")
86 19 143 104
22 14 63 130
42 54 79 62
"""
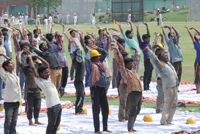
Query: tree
24 0 62 15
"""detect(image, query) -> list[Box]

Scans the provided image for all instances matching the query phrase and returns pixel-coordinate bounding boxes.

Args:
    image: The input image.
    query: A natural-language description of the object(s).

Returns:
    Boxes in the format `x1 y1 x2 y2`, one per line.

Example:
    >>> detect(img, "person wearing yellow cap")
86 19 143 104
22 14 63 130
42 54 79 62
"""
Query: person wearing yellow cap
152 32 165 114
85 46 112 133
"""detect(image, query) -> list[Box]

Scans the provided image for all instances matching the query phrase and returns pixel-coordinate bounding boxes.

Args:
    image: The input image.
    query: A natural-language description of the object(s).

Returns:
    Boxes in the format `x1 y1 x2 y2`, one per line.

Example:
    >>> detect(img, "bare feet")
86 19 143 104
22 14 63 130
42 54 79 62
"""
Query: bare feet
119 120 125 122
129 129 137 132
0 98 3 100
35 118 44 125
104 130 112 133
29 120 36 126
35 121 43 125
95 131 102 134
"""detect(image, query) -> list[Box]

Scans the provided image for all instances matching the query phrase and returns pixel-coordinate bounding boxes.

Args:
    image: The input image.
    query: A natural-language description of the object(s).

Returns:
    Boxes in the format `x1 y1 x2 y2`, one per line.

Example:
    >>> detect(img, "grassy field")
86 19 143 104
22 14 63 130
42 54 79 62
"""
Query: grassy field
95 8 189 23
20 20 199 83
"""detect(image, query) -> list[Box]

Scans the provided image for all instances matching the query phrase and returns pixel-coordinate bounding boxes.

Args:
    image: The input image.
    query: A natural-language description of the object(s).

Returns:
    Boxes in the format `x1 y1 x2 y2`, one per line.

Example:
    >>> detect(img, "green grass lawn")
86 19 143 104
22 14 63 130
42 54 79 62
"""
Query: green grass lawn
19 20 199 83
95 8 189 23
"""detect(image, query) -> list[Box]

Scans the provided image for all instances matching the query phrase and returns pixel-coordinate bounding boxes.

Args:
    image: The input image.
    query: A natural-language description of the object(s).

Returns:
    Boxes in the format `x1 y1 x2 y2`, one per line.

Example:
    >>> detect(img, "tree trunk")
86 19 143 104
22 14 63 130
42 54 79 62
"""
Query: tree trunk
47 5 49 15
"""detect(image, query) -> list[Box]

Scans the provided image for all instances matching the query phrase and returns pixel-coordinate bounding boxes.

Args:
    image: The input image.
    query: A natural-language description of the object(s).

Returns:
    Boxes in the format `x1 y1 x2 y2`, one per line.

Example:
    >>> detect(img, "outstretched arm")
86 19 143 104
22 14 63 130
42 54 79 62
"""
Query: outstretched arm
153 32 160 43
116 21 123 32
160 33 164 44
134 23 140 36
15 27 25 40
143 22 150 35
172 26 179 35
185 26 195 42
128 21 133 31
190 26 200 34
108 28 120 32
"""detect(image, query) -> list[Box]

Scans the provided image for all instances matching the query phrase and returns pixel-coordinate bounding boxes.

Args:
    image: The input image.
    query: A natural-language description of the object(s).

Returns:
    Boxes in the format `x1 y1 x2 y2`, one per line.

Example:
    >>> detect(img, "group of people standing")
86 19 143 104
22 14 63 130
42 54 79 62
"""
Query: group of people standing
0 16 199 134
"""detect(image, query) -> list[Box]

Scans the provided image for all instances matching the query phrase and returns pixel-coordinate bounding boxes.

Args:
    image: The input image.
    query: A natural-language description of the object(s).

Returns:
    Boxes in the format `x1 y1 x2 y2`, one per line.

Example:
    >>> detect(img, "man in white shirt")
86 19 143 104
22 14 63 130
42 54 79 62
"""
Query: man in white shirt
66 12 70 24
73 13 78 27
19 14 23 31
3 12 8 26
25 14 29 25
91 12 95 29
36 13 40 25
127 13 131 22
29 54 62 134
48 14 52 32
0 53 21 134
11 15 15 26
44 17 48 33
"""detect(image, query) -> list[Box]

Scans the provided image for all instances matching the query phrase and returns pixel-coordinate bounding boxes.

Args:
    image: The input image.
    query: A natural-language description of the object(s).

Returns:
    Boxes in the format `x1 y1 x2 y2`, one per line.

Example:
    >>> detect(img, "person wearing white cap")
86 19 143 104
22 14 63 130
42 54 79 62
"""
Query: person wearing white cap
156 9 162 26
73 13 78 27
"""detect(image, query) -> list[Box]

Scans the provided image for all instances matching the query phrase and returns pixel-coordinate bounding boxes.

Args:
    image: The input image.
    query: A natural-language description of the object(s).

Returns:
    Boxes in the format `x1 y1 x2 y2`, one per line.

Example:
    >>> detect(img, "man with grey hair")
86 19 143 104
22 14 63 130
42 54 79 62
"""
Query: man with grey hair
144 45 179 125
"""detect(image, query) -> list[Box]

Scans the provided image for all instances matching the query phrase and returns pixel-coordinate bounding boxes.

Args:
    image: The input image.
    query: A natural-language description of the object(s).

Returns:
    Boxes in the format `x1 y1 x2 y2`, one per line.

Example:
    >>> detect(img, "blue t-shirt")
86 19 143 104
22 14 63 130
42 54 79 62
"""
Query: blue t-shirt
169 35 183 63
193 41 200 62
137 35 151 61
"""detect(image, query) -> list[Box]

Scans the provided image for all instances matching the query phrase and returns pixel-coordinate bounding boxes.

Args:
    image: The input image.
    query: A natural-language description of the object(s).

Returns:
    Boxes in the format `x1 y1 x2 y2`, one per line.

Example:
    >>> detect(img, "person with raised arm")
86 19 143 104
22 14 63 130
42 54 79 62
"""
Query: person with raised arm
135 22 153 91
112 41 142 132
116 21 141 73
18 50 43 126
185 26 200 93
144 45 178 125
85 44 112 134
62 24 82 80
168 25 183 84
68 39 85 115
28 53 61 134
0 53 21 134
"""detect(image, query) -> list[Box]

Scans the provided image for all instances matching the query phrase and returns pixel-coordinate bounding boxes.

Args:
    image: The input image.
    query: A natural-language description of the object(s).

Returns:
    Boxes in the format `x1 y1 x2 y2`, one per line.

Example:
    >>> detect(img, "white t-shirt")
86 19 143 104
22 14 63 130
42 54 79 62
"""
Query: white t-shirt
44 19 48 25
37 15 40 19
3 14 8 19
34 77 60 108
48 16 52 24
25 15 28 21
128 14 131 20
11 16 15 21
19 15 23 22
66 14 70 19
0 68 21 102
73 15 78 21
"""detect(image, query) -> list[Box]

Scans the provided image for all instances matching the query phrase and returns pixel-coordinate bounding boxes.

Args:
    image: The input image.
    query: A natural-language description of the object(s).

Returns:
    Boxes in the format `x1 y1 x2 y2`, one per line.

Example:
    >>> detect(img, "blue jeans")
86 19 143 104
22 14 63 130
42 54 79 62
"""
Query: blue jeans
0 77 3 99
131 54 142 73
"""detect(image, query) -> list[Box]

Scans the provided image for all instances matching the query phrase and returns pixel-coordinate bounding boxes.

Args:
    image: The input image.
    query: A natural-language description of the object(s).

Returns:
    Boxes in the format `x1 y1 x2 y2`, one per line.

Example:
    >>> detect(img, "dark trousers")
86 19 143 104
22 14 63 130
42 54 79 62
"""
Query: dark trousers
70 61 75 80
26 90 41 120
74 80 85 114
4 102 19 134
157 18 160 26
128 91 142 131
112 58 119 88
46 106 62 134
172 61 182 83
61 67 68 88
143 59 153 90
90 86 109 132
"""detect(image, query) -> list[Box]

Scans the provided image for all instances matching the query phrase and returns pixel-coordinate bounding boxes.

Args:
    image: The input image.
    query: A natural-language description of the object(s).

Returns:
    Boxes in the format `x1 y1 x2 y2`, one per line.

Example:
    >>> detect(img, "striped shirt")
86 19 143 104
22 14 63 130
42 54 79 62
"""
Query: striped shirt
68 45 82 63
114 49 143 94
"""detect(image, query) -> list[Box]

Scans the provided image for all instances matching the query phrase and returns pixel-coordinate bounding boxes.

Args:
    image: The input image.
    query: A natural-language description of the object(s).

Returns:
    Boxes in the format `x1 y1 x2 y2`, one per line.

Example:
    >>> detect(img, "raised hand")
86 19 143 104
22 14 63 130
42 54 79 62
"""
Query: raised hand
60 23 65 28
115 21 121 26
143 22 148 26
130 47 137 51
134 23 139 28
154 32 159 37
